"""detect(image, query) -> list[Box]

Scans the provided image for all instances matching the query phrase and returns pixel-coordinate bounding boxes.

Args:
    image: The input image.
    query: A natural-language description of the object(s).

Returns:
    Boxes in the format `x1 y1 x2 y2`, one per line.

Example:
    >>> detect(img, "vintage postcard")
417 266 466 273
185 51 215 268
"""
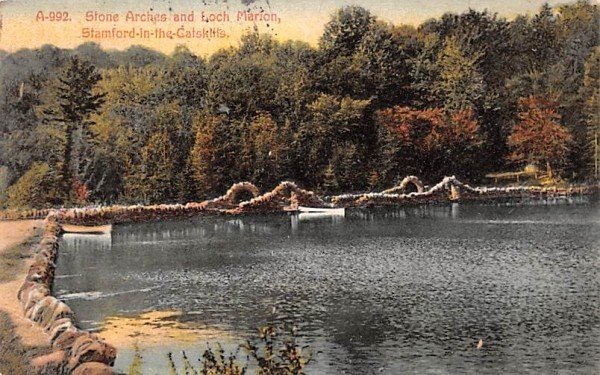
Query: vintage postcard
0 0 598 374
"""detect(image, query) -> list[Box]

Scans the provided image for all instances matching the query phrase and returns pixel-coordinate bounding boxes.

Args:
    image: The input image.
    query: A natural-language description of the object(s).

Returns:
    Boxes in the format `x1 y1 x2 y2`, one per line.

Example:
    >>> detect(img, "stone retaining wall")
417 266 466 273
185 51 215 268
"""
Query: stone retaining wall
18 214 116 374
0 209 53 221
236 181 326 213
331 176 595 207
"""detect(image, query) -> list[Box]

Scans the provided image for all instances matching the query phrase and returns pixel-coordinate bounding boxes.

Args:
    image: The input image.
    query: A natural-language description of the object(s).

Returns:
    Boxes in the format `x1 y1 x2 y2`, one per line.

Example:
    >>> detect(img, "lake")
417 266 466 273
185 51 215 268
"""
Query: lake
55 199 600 374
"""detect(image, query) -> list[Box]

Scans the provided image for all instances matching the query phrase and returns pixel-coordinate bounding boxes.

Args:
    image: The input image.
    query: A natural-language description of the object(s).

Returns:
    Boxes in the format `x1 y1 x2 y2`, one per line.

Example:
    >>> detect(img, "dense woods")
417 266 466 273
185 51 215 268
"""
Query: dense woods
0 1 598 208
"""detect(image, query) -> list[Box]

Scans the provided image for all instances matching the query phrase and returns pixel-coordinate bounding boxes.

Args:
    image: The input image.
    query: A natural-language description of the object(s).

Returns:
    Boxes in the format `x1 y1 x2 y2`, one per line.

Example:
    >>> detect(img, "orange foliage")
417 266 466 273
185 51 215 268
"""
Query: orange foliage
376 106 481 152
507 96 572 171
429 108 481 147
72 179 89 203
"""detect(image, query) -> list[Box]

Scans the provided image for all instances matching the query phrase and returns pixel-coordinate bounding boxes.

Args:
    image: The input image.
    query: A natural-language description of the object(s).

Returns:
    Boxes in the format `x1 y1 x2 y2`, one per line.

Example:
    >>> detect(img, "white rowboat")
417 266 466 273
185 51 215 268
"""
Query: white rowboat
61 224 112 235
298 206 345 215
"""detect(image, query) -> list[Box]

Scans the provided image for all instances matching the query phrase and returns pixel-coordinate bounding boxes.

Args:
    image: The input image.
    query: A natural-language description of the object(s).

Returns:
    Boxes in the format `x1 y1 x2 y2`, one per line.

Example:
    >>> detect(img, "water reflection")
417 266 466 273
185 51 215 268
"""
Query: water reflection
62 232 112 250
452 202 460 218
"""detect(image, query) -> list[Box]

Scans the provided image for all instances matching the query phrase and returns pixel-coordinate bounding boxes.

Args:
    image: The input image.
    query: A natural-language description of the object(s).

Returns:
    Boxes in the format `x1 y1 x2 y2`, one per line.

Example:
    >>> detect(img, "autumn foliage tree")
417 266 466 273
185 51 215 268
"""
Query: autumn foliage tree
507 96 572 173
242 112 286 189
376 106 482 182
189 115 221 199
189 114 244 199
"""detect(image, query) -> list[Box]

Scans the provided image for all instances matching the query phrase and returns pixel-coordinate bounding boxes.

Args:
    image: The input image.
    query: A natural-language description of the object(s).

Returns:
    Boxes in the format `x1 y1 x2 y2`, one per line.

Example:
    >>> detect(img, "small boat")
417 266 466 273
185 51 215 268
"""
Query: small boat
61 224 112 235
62 232 112 244
298 206 345 215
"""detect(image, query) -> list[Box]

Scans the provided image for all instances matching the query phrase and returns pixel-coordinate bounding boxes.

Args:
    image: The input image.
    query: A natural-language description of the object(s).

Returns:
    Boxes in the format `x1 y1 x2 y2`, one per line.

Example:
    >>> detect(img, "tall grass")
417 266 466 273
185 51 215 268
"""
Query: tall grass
129 325 312 375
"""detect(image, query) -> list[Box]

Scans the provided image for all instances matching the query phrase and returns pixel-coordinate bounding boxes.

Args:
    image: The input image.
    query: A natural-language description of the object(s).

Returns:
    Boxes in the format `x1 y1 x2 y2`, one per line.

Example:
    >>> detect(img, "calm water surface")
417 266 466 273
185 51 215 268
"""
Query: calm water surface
55 200 600 374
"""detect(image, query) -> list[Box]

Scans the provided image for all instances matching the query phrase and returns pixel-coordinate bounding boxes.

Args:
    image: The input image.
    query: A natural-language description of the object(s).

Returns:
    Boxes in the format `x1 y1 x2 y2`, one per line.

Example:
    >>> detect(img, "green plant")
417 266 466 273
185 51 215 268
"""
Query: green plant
242 326 312 375
127 344 143 375
134 325 312 375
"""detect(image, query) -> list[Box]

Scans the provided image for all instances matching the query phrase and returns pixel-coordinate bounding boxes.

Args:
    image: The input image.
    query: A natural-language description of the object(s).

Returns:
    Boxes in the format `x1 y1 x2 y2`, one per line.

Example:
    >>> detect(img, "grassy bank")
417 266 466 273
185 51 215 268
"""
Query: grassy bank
0 237 36 283
0 311 36 375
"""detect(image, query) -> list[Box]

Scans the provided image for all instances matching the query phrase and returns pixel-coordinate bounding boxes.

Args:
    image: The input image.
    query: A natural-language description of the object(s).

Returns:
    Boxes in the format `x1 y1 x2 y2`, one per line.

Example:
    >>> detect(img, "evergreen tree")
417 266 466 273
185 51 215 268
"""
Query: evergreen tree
40 56 105 202
322 163 339 194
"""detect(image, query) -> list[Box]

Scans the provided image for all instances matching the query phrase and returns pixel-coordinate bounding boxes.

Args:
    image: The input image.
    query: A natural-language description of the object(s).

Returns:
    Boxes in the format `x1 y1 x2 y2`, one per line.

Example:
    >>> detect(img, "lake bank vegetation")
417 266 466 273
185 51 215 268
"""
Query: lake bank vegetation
128 325 311 375
0 2 598 209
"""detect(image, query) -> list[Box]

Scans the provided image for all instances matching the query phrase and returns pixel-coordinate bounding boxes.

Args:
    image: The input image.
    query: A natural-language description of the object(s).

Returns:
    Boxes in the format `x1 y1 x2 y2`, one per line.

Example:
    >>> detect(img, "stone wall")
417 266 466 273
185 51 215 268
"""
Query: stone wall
236 181 327 213
17 214 116 374
332 176 595 207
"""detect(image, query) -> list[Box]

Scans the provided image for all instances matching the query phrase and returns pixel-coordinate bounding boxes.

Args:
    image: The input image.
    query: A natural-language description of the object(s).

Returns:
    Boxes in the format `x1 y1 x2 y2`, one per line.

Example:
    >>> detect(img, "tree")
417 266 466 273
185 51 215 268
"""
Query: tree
367 170 380 191
329 142 362 192
189 115 219 198
164 45 208 108
206 33 280 119
435 36 485 112
297 94 371 188
319 6 374 58
0 46 68 184
528 4 561 72
139 131 175 204
315 6 378 99
350 21 419 106
556 1 600 179
5 162 60 208
376 106 483 181
414 9 513 174
91 65 166 203
376 106 439 180
242 112 284 188
41 56 105 202
189 114 240 199
430 108 484 179
582 47 600 179
322 163 339 194
507 96 572 173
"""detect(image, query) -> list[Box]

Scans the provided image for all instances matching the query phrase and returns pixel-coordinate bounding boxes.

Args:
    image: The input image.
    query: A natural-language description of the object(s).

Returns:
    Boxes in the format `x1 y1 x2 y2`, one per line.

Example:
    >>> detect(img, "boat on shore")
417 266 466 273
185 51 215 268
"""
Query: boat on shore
61 224 112 235
298 206 345 215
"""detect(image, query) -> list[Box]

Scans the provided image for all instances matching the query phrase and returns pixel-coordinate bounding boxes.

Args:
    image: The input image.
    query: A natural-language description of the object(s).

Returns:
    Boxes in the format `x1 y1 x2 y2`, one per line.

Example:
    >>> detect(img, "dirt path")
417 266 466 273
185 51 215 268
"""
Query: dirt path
0 220 50 347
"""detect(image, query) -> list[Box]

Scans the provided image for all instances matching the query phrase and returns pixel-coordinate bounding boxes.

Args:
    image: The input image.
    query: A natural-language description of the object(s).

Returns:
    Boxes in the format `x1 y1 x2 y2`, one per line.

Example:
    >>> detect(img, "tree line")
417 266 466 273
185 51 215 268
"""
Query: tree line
0 1 598 208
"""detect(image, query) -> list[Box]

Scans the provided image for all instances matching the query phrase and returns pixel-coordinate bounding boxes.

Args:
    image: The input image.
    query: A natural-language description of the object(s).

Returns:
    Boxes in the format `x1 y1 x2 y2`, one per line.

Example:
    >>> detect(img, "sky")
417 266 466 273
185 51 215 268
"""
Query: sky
0 0 594 56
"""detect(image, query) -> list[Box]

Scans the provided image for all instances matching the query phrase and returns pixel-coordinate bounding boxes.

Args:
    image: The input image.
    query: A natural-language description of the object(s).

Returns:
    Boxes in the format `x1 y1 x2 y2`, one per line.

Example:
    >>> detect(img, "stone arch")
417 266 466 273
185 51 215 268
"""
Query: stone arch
382 176 425 195
269 181 294 199
224 182 260 204
237 181 326 212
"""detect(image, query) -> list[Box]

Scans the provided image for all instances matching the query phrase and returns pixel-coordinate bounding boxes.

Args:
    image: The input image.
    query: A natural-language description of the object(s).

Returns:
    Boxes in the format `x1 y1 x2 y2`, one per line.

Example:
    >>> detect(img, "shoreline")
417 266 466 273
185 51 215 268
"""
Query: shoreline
0 220 50 374
1 178 596 225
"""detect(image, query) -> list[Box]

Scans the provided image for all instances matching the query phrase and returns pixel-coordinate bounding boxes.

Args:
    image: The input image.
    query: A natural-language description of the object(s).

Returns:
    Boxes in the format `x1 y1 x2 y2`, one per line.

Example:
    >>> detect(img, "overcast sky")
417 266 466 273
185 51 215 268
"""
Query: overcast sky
0 0 594 55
